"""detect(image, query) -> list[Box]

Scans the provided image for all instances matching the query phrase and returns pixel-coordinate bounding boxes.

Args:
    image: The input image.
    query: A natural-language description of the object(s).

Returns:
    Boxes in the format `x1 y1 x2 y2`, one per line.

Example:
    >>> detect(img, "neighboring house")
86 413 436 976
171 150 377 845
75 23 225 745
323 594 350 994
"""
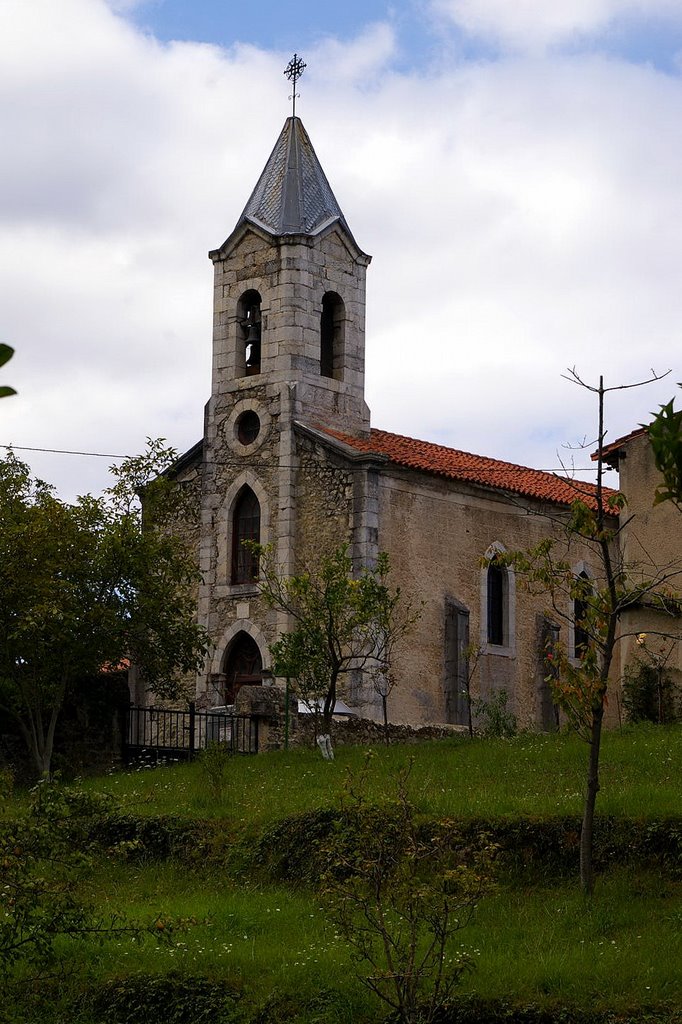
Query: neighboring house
142 114 678 729
600 428 682 697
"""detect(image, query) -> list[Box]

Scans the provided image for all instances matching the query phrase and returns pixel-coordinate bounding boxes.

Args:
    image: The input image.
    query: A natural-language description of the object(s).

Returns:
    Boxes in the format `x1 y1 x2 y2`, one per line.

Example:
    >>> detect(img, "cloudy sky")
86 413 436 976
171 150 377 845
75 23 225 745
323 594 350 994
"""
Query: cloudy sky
2 0 681 500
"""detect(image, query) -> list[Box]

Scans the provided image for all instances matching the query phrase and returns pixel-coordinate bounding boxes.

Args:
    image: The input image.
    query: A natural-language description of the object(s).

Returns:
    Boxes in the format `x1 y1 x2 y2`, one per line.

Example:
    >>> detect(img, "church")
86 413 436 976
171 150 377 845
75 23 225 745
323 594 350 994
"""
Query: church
161 111 679 731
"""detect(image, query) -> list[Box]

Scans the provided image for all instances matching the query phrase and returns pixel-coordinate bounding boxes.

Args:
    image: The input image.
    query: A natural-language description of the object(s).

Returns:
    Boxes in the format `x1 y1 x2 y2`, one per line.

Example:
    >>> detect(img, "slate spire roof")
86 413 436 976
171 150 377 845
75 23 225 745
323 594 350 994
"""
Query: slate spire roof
237 116 351 237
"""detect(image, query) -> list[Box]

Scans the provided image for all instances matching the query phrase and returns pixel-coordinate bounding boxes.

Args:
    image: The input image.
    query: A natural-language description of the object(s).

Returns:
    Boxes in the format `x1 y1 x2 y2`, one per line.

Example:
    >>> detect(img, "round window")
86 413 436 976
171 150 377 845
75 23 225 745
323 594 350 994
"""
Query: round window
236 410 261 446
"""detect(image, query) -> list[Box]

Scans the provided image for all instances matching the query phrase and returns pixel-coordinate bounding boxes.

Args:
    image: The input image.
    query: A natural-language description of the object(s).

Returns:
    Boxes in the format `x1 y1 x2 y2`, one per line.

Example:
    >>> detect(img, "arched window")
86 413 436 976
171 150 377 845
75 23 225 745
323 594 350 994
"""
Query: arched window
573 571 591 660
320 291 345 379
481 542 515 654
231 486 260 584
238 290 262 377
222 632 263 704
487 561 507 646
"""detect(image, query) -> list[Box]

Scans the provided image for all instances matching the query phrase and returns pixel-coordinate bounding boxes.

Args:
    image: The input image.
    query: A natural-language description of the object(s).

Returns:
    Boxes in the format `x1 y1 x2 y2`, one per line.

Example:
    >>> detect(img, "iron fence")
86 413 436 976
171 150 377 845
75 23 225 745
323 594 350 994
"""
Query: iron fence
124 702 258 762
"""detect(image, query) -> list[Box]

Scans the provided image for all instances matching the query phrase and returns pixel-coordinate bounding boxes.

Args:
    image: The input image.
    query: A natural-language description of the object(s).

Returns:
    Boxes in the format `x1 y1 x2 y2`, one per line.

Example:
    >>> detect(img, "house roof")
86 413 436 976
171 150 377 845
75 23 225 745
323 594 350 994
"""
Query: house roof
591 426 647 467
317 425 614 510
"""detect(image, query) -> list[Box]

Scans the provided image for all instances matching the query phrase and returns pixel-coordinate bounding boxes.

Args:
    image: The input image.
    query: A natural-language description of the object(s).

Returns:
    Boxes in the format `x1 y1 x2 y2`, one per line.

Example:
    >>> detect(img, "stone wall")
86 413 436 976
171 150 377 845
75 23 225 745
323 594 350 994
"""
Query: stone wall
295 432 355 562
234 683 467 752
295 713 468 749
374 466 611 730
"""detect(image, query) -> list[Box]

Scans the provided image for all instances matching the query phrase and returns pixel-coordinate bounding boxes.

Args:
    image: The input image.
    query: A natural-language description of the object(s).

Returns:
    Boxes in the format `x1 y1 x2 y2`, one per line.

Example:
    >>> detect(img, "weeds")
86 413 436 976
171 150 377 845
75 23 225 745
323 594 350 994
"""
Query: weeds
197 742 232 804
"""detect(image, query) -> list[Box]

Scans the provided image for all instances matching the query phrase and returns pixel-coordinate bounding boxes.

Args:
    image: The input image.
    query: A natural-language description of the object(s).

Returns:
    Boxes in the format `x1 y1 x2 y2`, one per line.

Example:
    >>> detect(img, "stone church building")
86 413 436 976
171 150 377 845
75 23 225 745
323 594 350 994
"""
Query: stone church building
160 115 679 730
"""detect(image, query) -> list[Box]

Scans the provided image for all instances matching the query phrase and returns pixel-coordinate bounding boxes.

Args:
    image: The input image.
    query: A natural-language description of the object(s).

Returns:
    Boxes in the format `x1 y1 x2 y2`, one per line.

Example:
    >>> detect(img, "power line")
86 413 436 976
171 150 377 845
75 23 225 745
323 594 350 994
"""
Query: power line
0 443 129 459
0 441 601 474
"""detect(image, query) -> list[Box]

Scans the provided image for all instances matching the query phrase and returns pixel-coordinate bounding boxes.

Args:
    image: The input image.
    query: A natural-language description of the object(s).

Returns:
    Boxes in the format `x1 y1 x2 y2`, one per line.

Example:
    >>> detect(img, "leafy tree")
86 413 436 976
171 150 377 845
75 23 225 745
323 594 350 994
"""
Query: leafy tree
253 544 418 755
502 370 681 895
649 383 682 507
0 779 178 990
0 343 15 398
0 443 209 777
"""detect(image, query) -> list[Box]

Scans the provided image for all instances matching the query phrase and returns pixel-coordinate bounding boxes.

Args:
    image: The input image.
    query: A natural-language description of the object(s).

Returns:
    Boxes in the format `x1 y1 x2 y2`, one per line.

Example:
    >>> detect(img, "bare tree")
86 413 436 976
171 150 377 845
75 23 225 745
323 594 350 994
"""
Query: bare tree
503 368 681 894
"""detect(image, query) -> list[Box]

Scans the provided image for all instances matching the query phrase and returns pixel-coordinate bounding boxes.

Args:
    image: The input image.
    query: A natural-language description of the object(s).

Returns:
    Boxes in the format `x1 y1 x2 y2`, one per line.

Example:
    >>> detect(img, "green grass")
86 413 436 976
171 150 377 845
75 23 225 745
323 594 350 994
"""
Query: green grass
20 859 682 1017
84 724 682 826
462 869 682 1008
4 724 682 1022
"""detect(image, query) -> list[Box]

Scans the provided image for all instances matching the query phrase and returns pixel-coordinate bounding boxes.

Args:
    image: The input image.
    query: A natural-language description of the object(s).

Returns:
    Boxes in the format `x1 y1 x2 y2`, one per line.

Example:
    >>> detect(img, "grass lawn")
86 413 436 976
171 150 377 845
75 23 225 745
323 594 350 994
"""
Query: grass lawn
83 723 682 826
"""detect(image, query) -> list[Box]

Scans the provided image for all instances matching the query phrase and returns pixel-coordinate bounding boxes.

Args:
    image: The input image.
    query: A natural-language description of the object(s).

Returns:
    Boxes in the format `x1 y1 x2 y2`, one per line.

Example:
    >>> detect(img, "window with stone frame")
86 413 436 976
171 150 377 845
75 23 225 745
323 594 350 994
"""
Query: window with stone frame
231 486 260 584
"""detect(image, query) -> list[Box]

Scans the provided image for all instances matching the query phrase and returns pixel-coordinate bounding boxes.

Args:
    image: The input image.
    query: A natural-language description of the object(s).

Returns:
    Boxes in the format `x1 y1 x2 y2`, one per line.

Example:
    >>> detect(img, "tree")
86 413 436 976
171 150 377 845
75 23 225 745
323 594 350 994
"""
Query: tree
253 544 418 756
649 383 682 508
502 370 680 895
0 443 209 776
0 343 15 398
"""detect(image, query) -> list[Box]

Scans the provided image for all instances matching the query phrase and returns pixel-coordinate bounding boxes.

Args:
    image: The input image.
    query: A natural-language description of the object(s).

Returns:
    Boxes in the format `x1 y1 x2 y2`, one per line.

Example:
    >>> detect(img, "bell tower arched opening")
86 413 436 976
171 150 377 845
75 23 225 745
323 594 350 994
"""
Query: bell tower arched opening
237 289 262 377
320 291 345 380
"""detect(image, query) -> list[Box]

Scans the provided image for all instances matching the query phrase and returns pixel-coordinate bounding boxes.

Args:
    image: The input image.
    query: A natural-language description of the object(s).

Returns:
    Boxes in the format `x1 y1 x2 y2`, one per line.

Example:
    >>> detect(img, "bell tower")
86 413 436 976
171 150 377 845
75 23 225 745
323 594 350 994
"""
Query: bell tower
195 79 373 705
207 112 371 435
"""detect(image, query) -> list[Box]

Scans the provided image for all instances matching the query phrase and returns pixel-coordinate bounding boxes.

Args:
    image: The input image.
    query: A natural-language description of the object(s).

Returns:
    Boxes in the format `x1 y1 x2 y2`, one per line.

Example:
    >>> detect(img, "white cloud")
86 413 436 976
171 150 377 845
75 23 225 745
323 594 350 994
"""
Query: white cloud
432 0 682 52
0 1 680 501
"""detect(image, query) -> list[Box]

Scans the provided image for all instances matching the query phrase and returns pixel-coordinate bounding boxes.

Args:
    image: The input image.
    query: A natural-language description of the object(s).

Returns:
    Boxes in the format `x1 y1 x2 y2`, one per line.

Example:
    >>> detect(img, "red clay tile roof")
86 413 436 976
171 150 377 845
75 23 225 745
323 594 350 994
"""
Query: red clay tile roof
319 426 615 511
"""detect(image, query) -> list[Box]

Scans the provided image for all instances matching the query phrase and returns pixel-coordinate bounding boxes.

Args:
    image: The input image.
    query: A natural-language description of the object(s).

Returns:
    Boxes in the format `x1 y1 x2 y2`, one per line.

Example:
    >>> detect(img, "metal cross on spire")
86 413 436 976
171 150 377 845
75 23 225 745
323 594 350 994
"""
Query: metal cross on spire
284 53 306 118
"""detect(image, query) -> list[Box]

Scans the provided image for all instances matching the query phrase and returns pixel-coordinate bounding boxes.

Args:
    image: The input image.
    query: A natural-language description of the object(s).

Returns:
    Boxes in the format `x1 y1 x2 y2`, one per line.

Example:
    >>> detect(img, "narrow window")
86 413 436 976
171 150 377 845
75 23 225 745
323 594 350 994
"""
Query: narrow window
539 616 560 731
320 292 345 379
238 290 262 377
574 571 591 659
444 599 470 726
231 486 260 584
487 562 506 646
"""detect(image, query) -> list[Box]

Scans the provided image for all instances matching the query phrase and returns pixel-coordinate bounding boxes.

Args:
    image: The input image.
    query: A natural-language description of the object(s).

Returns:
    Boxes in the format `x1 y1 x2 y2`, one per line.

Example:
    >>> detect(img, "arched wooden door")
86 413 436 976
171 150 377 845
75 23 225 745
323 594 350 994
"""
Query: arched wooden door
223 632 263 705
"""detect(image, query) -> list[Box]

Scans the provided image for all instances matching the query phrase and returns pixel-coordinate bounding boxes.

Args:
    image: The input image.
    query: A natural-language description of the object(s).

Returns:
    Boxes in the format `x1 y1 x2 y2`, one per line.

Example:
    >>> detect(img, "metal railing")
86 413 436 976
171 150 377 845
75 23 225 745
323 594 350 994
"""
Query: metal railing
124 702 258 761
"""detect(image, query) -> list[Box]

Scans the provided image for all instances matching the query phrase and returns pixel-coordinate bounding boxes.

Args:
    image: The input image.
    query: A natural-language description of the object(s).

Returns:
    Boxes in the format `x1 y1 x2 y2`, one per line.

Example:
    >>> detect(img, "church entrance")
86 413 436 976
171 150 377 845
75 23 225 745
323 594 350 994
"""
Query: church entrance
223 632 263 705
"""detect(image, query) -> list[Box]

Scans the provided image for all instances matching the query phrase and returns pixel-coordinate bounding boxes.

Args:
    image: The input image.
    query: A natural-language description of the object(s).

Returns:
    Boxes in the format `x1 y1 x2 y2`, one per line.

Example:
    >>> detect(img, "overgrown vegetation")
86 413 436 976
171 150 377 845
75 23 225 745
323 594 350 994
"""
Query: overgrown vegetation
321 757 495 1024
1 729 680 1023
469 690 517 739
0 779 180 984
622 652 680 724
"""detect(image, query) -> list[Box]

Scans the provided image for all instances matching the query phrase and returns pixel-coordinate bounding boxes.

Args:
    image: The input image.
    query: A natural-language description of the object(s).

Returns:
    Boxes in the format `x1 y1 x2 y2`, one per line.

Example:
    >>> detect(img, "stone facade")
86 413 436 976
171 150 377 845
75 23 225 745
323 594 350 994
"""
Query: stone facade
159 114 679 737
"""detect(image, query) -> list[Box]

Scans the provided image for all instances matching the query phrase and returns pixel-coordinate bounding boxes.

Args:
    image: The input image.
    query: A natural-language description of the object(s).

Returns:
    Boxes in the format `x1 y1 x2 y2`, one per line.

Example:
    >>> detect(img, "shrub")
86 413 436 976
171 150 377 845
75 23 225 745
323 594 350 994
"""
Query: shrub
622 659 680 724
470 691 517 739
322 760 496 1024
92 972 242 1024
